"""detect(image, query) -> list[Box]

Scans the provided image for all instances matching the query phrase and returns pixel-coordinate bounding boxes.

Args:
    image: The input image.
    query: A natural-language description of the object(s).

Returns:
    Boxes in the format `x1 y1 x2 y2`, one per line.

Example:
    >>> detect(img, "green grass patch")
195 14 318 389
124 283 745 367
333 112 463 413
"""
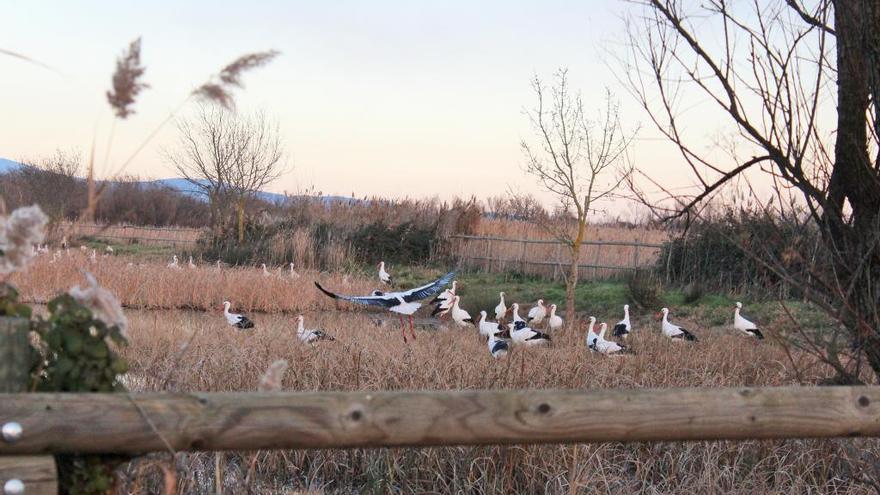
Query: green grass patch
79 237 178 260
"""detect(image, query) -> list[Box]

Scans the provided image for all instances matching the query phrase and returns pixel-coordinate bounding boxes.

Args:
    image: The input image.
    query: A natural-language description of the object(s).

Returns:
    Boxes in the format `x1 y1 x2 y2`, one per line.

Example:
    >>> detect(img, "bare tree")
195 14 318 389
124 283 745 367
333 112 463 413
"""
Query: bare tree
227 111 284 242
623 1 880 380
166 105 285 241
5 151 85 220
521 69 634 326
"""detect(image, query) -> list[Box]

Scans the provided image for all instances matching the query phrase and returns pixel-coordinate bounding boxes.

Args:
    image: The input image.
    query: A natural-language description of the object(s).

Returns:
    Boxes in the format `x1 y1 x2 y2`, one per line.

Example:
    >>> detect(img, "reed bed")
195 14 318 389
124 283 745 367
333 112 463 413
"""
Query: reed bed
115 308 879 494
10 251 376 313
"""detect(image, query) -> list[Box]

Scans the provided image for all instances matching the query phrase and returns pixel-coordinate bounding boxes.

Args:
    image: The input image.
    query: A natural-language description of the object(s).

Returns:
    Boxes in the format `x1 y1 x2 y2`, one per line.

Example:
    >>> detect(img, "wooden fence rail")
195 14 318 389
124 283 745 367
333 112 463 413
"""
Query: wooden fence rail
2 386 879 455
449 234 664 248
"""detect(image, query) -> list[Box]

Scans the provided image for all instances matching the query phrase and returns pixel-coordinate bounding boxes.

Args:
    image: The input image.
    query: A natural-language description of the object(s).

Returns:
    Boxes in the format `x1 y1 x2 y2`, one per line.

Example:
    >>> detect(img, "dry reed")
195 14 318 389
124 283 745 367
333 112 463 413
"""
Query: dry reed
10 251 376 313
112 308 879 494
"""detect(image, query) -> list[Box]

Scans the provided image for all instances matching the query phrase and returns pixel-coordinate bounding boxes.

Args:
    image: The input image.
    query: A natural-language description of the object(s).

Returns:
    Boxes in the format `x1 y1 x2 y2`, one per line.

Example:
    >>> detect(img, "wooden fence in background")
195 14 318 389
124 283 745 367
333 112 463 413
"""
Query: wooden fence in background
450 235 668 280
51 222 204 248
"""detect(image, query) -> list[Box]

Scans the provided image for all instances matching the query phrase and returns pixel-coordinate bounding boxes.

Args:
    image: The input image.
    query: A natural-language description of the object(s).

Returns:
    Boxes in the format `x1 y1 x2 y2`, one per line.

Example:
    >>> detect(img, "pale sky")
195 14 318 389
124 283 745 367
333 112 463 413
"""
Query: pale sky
1 1 759 211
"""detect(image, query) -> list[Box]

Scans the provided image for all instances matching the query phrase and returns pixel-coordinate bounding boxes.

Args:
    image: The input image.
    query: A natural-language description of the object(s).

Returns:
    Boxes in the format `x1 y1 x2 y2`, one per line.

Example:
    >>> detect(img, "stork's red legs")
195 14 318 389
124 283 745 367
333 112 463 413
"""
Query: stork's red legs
409 315 416 340
399 314 408 343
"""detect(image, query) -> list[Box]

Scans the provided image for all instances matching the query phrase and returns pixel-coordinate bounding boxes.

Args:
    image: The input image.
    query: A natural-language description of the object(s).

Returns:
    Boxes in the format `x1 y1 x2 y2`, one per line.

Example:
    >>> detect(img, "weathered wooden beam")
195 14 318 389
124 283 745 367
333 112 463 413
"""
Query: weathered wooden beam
0 457 57 495
1 387 878 455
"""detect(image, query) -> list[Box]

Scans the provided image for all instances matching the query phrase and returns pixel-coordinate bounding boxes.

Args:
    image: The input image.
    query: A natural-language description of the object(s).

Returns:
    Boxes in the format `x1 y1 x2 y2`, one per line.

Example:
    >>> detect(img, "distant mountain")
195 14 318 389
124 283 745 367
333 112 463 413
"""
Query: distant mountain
0 158 21 174
0 157 361 206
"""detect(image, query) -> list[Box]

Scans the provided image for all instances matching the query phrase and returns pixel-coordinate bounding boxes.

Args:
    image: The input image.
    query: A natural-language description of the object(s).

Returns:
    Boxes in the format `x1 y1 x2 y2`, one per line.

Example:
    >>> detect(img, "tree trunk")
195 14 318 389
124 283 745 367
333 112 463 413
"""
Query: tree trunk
828 0 880 378
236 198 246 244
565 241 581 330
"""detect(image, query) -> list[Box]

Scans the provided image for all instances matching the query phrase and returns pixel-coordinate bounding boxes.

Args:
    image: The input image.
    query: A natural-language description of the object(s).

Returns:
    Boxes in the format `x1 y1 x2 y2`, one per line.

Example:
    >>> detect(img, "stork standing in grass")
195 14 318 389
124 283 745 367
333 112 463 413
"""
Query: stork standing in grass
378 261 393 286
734 302 764 339
478 311 500 339
168 255 180 269
487 326 511 358
509 320 550 346
315 270 454 343
494 292 507 322
222 301 254 329
294 315 334 343
510 303 525 326
594 322 629 355
660 308 698 341
450 296 474 328
262 263 272 277
547 304 564 331
527 299 547 325
612 304 632 338
289 263 300 279
586 316 599 351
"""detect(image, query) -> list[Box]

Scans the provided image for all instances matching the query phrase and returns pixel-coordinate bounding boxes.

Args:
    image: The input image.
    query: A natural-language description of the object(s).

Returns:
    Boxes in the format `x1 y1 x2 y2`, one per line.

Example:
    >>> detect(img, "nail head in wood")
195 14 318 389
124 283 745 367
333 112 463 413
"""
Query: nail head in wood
1 423 22 443
3 479 24 495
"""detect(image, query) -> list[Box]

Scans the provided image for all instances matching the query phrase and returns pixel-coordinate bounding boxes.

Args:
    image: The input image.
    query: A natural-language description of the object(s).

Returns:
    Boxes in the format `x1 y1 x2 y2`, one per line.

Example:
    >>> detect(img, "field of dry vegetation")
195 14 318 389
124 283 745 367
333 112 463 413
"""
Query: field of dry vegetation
13 227 879 494
113 309 879 494
10 251 375 313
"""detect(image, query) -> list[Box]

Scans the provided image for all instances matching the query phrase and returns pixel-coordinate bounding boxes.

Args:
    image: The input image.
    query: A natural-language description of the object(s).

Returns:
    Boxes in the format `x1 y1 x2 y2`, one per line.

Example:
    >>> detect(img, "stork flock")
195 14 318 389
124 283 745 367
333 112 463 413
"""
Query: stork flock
221 260 766 356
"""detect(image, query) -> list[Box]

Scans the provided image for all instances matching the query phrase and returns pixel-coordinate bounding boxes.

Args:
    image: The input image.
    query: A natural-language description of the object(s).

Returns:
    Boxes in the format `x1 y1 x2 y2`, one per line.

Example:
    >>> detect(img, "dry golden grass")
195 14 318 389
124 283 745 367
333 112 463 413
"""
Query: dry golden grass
114 308 880 494
10 251 376 313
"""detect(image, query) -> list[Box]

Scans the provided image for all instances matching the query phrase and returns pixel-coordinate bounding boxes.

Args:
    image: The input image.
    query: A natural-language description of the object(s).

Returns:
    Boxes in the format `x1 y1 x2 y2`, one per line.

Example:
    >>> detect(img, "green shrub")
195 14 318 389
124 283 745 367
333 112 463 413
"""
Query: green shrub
626 270 662 310
658 209 815 295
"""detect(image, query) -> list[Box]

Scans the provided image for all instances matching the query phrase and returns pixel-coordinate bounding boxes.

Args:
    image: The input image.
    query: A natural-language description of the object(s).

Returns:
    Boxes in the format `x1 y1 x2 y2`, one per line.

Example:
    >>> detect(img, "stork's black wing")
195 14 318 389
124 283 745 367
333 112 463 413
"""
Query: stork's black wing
314 282 398 308
401 271 456 302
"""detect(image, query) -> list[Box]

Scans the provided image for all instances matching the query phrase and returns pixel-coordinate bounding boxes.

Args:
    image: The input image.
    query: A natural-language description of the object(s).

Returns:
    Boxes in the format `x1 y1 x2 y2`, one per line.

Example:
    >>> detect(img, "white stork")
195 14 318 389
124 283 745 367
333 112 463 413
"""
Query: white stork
494 292 507 321
314 270 454 343
547 304 564 331
612 304 631 338
527 299 547 324
660 308 698 341
221 301 254 329
378 261 393 286
734 302 764 339
294 315 335 343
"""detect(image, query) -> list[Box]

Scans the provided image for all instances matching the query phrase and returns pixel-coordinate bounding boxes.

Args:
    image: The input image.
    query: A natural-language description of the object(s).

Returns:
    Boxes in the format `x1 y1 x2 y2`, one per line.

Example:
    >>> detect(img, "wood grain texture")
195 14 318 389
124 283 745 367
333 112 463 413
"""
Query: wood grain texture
0 456 57 495
1 387 878 455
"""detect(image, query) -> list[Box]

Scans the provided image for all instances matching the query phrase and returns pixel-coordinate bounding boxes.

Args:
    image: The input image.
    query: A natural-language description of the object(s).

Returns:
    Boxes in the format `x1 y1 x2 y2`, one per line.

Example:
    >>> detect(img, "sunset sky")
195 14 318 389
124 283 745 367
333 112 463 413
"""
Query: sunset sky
1 1 751 213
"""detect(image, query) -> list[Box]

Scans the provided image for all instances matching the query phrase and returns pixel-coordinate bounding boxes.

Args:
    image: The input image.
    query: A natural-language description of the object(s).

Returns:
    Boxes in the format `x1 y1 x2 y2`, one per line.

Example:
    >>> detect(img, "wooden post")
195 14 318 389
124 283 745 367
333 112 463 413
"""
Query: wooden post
484 239 493 272
592 244 602 279
0 317 58 495
519 240 527 274
553 243 562 281
632 240 641 272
